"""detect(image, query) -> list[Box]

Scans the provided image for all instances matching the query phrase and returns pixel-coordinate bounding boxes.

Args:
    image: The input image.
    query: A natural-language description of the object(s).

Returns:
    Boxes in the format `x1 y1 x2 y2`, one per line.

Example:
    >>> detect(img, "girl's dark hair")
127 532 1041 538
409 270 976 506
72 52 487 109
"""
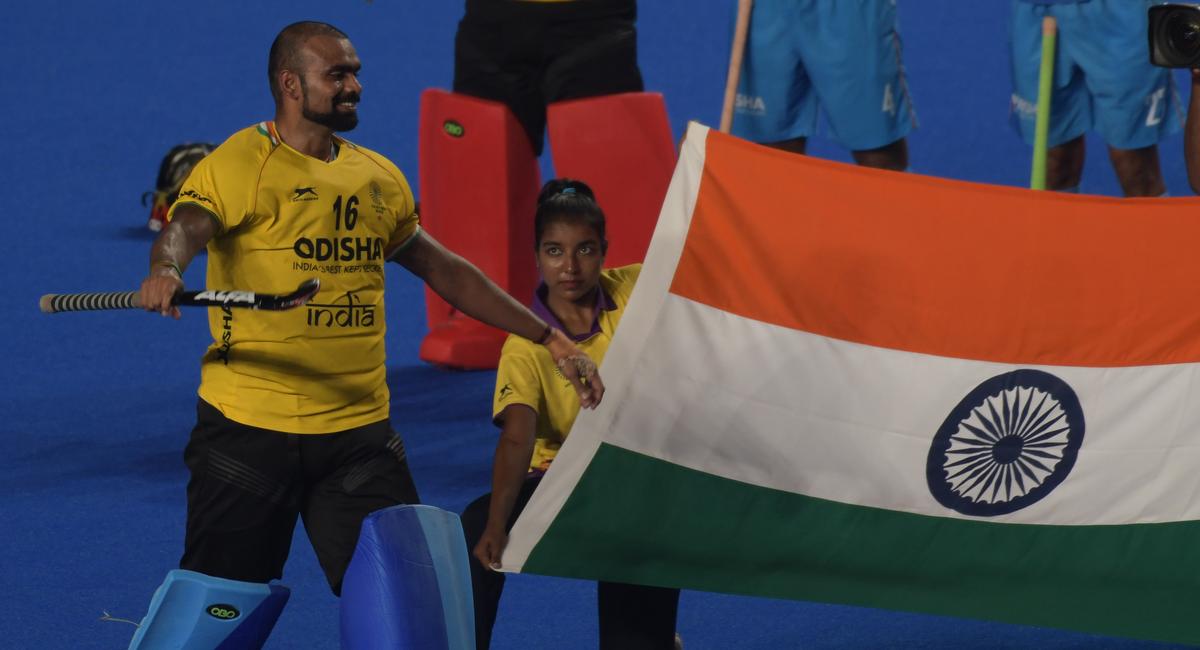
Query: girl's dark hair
534 178 608 253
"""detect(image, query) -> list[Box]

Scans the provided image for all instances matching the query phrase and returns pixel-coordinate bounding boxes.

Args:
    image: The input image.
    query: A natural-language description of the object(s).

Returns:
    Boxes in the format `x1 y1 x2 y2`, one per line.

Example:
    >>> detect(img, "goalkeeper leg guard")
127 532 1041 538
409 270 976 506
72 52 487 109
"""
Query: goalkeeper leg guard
547 91 675 267
416 89 540 369
341 505 474 650
127 569 289 650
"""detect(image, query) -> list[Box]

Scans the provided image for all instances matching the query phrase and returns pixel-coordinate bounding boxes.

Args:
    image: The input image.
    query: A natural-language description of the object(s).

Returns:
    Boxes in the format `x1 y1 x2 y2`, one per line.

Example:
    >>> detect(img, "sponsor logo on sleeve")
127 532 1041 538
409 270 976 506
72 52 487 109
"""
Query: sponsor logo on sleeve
178 189 214 206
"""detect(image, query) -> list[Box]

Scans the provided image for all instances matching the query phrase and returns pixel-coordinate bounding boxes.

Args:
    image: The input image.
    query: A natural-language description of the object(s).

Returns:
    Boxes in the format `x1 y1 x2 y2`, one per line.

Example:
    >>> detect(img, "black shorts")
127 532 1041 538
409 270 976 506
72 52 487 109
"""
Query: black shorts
179 400 420 595
453 0 643 155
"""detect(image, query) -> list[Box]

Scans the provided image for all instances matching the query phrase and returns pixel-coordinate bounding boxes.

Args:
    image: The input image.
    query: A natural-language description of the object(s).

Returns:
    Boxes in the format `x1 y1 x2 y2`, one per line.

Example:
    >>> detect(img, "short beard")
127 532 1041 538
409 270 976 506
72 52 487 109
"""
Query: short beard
299 77 359 132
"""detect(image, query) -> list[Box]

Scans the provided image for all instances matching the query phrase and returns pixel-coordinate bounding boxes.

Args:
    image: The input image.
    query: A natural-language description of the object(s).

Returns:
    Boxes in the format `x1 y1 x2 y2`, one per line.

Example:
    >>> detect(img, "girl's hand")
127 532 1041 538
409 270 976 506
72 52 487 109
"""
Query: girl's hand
474 524 509 571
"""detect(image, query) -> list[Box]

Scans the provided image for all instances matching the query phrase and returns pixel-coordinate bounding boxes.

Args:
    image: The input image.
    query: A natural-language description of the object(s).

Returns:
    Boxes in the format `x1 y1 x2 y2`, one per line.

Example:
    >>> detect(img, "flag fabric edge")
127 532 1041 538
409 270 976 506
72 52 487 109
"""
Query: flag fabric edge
499 122 713 571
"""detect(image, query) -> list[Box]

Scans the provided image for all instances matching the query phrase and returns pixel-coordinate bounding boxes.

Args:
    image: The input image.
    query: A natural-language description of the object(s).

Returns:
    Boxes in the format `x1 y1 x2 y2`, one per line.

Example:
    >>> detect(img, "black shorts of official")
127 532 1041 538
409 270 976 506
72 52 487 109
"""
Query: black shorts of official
453 0 643 155
180 399 420 596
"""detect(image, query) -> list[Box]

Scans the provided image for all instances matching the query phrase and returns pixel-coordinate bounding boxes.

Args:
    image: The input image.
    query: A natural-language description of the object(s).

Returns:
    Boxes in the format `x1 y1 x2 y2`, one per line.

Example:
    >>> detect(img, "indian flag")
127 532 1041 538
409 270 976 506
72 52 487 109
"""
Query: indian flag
501 123 1200 646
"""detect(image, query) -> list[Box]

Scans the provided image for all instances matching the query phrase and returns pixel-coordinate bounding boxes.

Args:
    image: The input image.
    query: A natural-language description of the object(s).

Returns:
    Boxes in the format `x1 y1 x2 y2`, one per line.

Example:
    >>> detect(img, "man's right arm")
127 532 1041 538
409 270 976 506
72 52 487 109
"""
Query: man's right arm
392 230 605 408
138 204 219 318
1186 70 1200 195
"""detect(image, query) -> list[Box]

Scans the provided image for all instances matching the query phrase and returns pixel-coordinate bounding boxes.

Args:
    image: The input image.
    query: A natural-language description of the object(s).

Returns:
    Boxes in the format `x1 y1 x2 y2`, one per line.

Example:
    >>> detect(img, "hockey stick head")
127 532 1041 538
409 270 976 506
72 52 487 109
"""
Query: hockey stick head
264 278 321 310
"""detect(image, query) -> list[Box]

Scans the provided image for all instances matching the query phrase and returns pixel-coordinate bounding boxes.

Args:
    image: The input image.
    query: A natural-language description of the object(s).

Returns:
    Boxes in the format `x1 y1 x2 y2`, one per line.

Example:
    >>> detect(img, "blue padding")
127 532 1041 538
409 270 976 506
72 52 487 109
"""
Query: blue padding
414 505 475 650
127 570 289 650
341 505 475 650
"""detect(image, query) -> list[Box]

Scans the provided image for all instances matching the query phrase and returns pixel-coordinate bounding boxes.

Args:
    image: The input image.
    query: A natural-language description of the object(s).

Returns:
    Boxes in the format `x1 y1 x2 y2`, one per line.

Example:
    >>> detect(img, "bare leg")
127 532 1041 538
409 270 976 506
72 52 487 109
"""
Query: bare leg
764 137 807 155
1045 135 1086 191
1108 144 1166 197
852 137 908 171
1185 69 1200 194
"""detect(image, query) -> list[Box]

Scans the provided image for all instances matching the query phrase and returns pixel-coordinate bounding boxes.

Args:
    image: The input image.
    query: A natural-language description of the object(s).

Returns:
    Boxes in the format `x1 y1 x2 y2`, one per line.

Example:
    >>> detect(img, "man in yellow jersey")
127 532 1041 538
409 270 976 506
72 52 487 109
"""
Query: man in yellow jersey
453 0 642 155
131 21 604 648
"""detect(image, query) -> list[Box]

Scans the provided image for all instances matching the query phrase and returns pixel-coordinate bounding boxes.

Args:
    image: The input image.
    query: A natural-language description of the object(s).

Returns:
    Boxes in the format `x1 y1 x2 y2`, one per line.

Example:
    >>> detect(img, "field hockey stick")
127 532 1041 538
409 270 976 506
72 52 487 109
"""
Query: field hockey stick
39 278 321 314
720 0 753 133
1030 16 1056 190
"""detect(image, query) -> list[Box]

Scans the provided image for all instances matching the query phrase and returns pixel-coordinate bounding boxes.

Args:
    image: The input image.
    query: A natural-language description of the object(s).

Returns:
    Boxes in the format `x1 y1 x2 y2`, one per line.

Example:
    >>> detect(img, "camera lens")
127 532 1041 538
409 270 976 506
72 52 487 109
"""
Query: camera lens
1164 8 1200 61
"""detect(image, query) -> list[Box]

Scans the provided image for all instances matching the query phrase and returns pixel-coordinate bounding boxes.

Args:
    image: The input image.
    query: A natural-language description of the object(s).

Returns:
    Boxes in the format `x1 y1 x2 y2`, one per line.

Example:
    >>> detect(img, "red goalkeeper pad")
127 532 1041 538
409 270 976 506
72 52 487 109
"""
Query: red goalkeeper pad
417 89 540 369
548 92 675 267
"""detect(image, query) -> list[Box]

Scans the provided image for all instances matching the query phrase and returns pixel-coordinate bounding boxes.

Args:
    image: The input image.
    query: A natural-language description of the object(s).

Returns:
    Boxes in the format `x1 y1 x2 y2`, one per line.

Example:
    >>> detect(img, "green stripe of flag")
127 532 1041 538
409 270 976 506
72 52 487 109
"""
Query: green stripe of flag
525 444 1200 646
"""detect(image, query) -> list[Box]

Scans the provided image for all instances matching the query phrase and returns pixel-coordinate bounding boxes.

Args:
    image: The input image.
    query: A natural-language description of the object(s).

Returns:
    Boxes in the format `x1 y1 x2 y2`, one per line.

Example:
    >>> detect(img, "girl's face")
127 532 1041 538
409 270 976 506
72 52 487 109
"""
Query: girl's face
537 219 605 304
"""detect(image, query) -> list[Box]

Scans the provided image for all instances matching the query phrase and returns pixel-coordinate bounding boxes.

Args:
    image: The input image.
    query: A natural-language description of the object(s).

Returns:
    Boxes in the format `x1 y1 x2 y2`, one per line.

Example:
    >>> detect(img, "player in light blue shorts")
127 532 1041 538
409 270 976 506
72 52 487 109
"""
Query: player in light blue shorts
1010 0 1181 195
731 0 916 170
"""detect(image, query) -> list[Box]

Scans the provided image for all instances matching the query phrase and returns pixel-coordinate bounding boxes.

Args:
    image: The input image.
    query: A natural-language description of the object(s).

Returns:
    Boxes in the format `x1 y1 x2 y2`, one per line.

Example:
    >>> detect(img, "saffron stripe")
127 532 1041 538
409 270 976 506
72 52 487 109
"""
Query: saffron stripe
670 130 1200 366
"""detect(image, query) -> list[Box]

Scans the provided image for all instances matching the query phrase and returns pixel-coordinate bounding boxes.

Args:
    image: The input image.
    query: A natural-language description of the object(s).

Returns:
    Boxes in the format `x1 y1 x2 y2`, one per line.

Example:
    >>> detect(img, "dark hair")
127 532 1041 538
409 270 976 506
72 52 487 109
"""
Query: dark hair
534 178 608 253
268 21 349 102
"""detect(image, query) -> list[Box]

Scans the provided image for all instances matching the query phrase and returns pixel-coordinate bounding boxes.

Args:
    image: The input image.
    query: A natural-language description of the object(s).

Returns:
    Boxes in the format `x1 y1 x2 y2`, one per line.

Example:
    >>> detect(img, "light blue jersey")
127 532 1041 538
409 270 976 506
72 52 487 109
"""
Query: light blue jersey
731 0 916 151
1010 0 1180 149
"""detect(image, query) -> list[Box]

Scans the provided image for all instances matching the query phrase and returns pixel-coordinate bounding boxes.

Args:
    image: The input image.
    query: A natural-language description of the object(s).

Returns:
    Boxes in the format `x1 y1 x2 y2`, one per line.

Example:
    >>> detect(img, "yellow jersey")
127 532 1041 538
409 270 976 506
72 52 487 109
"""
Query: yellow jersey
169 122 419 433
492 264 641 472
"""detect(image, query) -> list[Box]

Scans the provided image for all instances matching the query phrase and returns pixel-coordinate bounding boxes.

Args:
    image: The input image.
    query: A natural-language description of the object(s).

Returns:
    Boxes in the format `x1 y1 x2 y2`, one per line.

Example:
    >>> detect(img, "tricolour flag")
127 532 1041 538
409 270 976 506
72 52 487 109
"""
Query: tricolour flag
501 123 1200 645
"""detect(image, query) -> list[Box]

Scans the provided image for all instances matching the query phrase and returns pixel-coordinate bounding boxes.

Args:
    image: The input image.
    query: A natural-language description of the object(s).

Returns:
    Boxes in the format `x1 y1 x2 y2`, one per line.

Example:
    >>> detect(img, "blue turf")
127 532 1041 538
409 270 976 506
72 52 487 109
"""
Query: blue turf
0 1 1193 648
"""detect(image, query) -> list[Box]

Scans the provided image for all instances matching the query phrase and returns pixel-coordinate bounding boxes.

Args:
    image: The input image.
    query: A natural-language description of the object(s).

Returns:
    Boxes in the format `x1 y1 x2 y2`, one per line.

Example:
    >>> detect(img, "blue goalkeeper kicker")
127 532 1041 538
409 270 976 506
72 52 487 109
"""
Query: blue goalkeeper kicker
127 570 290 650
341 505 475 650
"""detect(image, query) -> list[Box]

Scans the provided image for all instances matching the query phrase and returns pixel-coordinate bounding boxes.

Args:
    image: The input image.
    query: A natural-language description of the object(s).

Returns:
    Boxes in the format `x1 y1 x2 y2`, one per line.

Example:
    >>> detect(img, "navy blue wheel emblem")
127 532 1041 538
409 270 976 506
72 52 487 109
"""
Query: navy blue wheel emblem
926 369 1085 517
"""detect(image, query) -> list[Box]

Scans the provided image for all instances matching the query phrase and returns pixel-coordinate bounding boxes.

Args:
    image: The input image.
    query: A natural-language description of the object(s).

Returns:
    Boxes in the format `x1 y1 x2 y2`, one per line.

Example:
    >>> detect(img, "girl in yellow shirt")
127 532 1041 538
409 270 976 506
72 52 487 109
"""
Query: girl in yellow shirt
461 179 680 649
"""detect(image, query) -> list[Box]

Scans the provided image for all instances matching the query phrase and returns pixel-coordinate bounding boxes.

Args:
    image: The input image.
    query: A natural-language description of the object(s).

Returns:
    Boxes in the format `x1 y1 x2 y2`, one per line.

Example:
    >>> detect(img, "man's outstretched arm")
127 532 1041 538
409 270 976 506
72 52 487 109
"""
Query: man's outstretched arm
391 230 605 408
